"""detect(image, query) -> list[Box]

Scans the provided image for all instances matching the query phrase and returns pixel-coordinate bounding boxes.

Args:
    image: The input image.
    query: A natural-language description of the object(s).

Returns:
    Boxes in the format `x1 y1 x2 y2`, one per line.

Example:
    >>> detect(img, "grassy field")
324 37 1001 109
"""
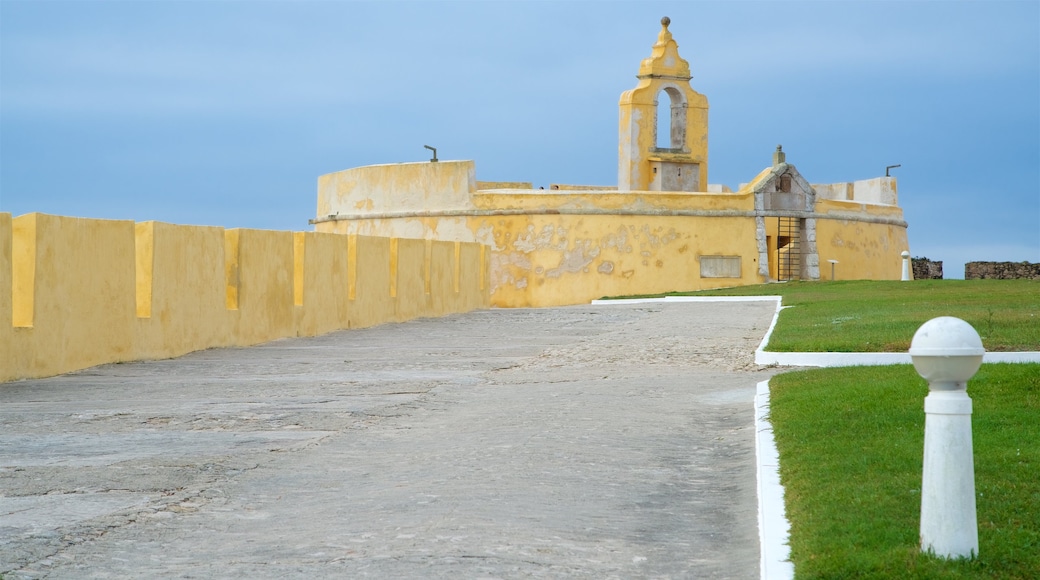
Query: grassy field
770 364 1040 579
619 279 1040 352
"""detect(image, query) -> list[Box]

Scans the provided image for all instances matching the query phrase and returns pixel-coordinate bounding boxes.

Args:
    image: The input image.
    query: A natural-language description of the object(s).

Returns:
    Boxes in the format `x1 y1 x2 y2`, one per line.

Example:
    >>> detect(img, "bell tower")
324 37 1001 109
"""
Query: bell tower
618 17 709 192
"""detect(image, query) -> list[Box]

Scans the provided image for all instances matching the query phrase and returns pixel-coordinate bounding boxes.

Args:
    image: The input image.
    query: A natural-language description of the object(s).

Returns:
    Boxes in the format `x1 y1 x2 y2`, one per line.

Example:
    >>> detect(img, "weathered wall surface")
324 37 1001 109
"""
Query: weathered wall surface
0 213 11 375
315 162 767 306
912 258 944 280
1 213 489 383
964 261 1040 280
315 160 911 306
813 177 898 205
320 212 763 307
813 214 908 281
317 160 477 218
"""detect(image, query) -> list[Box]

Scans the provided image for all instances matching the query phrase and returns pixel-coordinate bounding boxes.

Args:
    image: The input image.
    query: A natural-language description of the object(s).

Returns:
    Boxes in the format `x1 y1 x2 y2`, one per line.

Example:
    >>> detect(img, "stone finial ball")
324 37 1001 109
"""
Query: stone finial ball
909 316 985 386
661 16 671 27
910 316 984 357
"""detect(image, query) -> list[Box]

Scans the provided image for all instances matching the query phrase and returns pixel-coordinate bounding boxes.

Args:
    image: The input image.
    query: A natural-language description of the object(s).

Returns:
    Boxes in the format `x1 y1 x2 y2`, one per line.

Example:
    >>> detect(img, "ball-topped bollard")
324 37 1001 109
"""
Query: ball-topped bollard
901 250 912 281
909 316 984 559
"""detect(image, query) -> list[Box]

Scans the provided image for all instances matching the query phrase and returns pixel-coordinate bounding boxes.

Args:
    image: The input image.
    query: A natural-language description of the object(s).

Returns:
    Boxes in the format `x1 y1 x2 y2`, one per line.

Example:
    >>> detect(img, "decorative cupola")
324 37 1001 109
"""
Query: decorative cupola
618 17 709 192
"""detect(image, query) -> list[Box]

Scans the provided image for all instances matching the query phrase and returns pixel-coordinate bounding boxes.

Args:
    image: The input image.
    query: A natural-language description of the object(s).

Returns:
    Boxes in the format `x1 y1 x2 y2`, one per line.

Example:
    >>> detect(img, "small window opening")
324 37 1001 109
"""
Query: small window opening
655 87 687 151
656 89 670 149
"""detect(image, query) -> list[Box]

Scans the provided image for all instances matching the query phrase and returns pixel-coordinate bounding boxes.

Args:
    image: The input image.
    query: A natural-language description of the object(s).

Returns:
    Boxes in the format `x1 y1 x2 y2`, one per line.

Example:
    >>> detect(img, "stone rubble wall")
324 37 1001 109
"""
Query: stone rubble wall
912 258 944 280
964 261 1040 280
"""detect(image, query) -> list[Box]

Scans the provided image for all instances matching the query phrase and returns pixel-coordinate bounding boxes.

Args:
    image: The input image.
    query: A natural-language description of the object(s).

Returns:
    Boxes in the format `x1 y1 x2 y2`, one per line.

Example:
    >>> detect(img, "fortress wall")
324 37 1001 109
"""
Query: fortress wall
502 214 761 307
317 212 761 308
812 177 898 205
312 163 910 305
472 190 755 212
317 160 477 218
135 221 231 360
9 214 138 378
393 237 428 322
348 235 395 329
815 199 906 220
315 159 757 221
292 231 352 337
0 213 11 371
964 261 1040 280
814 217 908 280
1 213 490 383
458 242 490 313
224 228 296 346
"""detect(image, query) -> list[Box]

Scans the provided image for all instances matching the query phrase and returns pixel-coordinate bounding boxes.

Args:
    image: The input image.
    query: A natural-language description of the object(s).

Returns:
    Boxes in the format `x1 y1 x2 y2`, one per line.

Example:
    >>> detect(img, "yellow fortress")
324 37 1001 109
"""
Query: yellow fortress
313 17 910 308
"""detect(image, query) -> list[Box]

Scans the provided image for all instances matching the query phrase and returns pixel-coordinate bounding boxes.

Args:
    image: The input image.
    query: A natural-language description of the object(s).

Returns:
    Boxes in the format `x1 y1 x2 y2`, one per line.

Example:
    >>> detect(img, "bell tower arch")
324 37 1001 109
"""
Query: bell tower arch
618 17 709 192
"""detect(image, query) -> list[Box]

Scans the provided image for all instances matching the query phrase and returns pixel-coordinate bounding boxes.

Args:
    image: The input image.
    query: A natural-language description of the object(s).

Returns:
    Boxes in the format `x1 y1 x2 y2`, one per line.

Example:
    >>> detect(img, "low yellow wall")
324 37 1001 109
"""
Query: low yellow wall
1 213 12 373
1 213 490 383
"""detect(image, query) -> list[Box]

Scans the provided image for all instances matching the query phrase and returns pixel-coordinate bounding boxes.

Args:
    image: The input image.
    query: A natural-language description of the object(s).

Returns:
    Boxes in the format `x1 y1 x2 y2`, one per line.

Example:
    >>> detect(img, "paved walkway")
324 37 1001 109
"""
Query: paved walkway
1 301 778 579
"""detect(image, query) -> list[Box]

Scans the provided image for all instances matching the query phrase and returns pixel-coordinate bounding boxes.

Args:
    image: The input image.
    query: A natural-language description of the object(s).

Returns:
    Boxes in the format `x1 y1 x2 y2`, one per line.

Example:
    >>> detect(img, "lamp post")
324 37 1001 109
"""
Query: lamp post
909 316 984 559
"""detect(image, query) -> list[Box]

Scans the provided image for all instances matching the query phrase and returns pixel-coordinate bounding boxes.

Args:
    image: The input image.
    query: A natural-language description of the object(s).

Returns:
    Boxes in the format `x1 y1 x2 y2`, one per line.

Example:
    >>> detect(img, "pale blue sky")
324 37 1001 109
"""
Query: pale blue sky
2 0 1037 278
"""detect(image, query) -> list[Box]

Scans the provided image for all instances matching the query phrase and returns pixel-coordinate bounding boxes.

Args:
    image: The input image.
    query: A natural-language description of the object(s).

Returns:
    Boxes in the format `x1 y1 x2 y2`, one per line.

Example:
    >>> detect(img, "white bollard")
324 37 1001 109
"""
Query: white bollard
902 250 912 281
909 316 984 559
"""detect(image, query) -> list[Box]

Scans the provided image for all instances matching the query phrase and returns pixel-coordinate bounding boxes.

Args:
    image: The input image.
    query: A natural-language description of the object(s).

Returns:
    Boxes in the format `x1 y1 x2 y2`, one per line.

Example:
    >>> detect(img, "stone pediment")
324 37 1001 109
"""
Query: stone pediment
749 162 817 213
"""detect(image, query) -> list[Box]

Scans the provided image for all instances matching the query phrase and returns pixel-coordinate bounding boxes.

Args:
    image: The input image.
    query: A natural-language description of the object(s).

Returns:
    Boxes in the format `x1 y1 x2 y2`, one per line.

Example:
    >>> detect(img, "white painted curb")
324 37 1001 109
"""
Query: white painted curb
591 295 782 305
755 380 795 580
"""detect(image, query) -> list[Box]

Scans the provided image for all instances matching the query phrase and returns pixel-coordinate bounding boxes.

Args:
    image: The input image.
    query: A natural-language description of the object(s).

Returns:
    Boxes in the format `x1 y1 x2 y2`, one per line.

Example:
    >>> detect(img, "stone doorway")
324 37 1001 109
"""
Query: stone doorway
776 217 801 281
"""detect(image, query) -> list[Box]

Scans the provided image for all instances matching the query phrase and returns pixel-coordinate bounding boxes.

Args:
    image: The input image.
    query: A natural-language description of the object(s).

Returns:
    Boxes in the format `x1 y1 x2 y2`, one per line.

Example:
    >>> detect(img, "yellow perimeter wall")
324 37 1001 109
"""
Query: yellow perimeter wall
0 213 489 383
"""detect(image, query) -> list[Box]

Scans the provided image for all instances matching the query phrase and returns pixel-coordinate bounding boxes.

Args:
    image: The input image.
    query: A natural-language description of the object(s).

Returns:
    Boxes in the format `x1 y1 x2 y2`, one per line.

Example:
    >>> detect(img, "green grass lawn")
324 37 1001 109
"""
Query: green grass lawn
770 364 1040 579
618 279 1040 352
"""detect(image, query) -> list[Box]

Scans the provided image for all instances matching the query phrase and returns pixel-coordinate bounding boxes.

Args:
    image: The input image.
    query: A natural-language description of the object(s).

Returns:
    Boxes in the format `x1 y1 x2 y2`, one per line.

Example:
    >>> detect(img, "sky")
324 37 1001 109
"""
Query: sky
1 0 1037 278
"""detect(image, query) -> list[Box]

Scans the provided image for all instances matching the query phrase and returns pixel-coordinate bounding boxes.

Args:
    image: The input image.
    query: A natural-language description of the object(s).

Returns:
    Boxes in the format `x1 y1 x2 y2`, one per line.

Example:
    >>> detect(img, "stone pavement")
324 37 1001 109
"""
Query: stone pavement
1 301 778 579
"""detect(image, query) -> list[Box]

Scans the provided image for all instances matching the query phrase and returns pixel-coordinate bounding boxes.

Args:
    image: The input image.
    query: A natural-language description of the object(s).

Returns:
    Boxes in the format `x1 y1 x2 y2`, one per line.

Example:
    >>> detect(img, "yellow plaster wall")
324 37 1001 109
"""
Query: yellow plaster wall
225 228 296 346
394 237 428 322
1 214 489 383
815 217 908 280
347 235 396 329
472 190 753 213
292 231 352 336
815 199 906 220
134 221 230 359
483 214 759 307
477 181 532 190
458 242 490 313
10 214 138 377
317 160 476 218
0 213 12 371
317 211 763 308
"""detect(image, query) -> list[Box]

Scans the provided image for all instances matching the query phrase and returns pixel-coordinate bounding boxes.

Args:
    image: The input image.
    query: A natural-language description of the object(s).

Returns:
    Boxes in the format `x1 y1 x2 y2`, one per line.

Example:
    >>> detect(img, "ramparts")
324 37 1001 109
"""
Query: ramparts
964 261 1040 280
1 212 489 383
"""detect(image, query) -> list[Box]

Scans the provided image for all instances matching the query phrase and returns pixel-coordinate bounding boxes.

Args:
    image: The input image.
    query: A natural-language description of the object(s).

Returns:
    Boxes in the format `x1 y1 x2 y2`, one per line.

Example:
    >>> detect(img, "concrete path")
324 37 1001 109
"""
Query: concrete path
1 301 778 579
